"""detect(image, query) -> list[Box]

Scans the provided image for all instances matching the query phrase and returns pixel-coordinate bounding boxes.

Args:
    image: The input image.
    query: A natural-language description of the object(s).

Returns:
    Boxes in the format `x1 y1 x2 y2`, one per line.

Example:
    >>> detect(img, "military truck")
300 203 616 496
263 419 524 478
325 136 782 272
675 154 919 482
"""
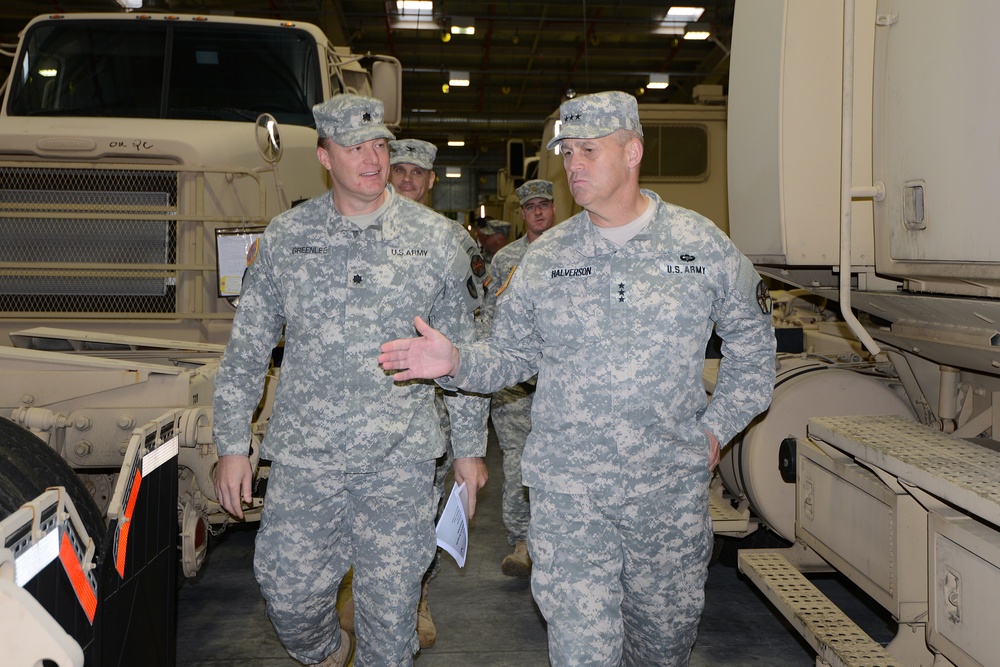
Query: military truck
0 11 400 666
726 1 1000 665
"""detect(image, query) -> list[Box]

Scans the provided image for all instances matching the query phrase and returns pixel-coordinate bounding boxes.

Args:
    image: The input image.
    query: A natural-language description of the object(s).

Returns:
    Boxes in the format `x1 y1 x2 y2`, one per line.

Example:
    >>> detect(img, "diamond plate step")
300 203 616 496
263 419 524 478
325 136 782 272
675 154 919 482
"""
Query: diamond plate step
739 550 901 667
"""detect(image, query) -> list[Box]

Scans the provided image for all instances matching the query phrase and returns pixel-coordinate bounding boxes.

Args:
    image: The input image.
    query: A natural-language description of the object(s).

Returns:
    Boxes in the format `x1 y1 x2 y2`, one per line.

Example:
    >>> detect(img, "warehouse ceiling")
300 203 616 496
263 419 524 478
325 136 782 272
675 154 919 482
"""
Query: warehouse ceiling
0 0 735 175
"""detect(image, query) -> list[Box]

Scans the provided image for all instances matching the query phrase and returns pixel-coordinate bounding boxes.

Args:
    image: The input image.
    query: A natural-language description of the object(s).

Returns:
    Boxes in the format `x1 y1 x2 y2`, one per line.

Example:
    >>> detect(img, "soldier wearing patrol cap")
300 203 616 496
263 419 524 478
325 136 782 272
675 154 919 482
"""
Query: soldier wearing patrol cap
379 90 776 667
479 179 557 578
389 138 438 206
475 216 511 264
213 93 488 667
380 135 485 649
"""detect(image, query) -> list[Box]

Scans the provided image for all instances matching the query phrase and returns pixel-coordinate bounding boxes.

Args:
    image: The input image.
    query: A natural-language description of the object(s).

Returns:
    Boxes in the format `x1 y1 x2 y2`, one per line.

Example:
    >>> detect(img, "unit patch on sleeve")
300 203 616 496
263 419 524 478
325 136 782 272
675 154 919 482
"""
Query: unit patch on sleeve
470 254 486 278
756 280 773 315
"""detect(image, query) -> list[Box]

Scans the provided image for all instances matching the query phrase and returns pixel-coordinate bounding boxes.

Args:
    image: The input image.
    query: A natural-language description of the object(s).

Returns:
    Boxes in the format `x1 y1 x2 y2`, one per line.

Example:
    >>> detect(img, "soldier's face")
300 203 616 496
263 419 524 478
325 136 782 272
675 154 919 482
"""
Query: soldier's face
390 163 435 205
521 197 555 241
317 138 389 204
561 134 633 212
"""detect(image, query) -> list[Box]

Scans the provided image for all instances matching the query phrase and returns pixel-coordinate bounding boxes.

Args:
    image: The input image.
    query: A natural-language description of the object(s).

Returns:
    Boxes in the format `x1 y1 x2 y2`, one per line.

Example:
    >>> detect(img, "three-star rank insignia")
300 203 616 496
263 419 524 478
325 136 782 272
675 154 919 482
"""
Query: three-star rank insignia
564 113 582 122
756 280 773 315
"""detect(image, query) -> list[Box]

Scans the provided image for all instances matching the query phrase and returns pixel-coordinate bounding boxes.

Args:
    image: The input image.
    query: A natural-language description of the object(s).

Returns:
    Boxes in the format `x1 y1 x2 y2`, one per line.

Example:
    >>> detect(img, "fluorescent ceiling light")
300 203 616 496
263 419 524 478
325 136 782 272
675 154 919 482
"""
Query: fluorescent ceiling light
38 68 58 77
657 6 703 34
446 167 461 178
397 0 432 16
667 6 704 22
684 22 711 40
411 108 438 113
451 18 475 35
449 71 470 87
447 139 466 147
647 73 670 89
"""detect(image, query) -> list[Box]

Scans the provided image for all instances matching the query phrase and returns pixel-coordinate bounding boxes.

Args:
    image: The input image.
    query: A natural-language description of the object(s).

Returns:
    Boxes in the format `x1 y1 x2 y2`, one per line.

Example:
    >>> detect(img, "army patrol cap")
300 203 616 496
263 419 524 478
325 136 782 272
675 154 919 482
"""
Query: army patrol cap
477 217 512 236
545 90 643 150
390 139 437 170
516 179 554 206
313 93 395 147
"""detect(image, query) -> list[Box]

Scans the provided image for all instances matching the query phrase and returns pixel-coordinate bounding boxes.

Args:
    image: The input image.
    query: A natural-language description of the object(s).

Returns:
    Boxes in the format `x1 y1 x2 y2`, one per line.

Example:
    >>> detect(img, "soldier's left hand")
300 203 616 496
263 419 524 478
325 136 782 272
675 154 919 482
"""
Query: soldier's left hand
453 456 488 519
706 430 721 471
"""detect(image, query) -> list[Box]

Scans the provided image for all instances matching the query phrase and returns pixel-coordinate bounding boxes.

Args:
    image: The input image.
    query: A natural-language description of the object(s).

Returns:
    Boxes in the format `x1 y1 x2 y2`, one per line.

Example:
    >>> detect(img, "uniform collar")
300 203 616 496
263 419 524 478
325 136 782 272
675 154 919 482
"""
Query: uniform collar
576 190 668 257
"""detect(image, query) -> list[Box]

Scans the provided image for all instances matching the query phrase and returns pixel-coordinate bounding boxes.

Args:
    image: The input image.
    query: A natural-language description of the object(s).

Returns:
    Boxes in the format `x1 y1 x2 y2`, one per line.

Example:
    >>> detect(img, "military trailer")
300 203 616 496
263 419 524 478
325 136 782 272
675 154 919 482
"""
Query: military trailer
726 1 1000 665
0 11 400 666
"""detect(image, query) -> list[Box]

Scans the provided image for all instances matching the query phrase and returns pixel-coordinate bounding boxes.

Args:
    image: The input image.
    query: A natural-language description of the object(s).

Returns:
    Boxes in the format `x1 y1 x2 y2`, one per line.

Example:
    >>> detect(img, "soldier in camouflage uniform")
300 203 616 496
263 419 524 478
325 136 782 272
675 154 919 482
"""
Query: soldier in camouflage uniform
385 137 486 648
475 216 511 265
213 94 488 667
479 179 558 577
379 90 776 667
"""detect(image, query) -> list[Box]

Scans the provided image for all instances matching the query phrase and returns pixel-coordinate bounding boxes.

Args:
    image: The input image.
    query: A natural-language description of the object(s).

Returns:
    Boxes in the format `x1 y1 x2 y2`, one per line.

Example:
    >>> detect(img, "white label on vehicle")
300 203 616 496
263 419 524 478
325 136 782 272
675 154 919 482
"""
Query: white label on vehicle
14 528 59 587
142 435 178 477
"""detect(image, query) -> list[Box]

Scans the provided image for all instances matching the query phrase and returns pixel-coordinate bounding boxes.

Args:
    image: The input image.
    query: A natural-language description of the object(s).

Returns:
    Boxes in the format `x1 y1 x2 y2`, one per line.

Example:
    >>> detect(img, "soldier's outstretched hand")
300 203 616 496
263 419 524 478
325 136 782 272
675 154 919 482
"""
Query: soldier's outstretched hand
379 316 461 381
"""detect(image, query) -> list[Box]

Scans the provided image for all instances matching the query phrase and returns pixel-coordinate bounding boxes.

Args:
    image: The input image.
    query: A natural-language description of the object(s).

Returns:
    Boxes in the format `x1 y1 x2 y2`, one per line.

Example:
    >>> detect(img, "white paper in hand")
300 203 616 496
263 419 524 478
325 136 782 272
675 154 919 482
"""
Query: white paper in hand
435 482 469 567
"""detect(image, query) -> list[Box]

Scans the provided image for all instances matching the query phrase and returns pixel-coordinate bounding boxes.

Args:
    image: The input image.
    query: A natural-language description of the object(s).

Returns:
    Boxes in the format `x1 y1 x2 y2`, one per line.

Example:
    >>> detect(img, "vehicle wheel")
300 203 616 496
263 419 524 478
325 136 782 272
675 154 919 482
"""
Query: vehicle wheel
0 417 107 543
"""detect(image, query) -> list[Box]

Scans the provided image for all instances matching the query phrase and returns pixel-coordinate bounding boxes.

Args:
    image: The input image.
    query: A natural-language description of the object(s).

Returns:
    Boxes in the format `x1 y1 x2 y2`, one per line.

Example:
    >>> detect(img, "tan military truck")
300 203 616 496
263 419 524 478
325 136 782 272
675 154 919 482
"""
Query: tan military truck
0 11 399 666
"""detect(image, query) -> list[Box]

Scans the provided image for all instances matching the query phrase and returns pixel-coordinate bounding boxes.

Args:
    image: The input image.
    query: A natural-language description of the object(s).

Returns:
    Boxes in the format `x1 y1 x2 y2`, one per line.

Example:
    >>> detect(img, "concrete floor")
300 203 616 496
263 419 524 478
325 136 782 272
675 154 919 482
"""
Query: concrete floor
176 438 895 666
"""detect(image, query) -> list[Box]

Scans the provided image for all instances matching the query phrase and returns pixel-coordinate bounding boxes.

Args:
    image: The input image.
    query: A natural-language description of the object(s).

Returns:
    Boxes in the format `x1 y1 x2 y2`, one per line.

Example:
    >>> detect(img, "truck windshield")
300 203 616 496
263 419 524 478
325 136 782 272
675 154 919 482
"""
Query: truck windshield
6 20 323 126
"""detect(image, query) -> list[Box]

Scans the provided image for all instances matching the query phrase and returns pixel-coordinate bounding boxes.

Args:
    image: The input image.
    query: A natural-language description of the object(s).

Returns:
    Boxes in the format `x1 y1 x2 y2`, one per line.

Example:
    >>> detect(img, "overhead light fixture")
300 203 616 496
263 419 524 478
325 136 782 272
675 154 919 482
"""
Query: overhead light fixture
450 18 475 35
656 5 703 34
647 73 670 90
479 204 486 217
447 137 466 147
396 0 433 16
38 68 58 78
411 108 437 113
446 167 462 178
667 6 705 22
684 22 711 40
449 71 470 87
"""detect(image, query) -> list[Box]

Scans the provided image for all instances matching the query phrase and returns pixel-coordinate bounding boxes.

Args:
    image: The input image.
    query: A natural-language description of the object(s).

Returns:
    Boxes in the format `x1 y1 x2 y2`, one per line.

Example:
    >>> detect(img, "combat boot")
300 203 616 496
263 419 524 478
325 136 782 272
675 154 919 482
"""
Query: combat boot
336 567 355 634
311 627 355 667
501 540 532 577
417 580 437 648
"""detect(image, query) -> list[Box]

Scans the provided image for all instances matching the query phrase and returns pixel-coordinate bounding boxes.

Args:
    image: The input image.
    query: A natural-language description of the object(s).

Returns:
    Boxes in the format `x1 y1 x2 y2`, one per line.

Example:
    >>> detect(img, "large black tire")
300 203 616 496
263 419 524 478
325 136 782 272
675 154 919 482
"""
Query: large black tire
0 417 107 543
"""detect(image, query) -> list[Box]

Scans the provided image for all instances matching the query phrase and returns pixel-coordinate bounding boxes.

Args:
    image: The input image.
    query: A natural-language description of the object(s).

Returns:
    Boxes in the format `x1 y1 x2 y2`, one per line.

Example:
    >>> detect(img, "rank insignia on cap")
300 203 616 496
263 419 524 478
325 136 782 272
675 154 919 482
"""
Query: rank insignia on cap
756 280 772 315
362 112 372 122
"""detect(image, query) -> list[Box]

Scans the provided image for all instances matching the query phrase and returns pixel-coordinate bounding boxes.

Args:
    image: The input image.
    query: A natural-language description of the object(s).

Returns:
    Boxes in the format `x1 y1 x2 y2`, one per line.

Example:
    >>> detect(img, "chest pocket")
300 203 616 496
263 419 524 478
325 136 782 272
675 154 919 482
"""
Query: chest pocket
533 268 603 348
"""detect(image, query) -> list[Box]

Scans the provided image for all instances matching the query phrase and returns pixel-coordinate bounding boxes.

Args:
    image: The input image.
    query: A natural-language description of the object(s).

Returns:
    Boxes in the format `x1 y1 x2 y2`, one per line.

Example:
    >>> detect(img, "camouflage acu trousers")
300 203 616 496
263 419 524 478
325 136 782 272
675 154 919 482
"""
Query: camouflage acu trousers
491 383 533 544
528 483 712 667
254 460 436 666
424 388 454 583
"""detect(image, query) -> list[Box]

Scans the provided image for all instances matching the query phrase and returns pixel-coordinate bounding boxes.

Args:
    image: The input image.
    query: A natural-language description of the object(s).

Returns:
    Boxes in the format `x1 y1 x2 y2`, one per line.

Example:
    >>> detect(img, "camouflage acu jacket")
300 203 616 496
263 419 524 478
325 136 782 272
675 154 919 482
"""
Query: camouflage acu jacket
444 190 775 497
214 187 487 471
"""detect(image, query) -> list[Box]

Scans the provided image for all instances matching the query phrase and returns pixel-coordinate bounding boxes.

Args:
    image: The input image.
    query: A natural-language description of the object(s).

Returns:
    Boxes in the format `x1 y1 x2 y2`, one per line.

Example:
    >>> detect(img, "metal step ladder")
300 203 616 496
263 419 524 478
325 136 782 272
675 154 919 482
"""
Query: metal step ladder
739 550 901 667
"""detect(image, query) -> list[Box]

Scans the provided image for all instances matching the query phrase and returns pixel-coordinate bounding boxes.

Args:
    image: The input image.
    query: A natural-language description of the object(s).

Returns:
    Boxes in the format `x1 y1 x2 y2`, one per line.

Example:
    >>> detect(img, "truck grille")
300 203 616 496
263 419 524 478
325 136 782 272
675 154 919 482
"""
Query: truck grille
0 166 178 314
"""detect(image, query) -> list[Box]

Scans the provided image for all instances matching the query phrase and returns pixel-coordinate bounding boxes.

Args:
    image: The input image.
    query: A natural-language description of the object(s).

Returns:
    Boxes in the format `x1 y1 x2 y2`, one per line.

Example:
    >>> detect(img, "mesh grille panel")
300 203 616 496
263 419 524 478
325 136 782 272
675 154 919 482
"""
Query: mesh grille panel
0 166 178 314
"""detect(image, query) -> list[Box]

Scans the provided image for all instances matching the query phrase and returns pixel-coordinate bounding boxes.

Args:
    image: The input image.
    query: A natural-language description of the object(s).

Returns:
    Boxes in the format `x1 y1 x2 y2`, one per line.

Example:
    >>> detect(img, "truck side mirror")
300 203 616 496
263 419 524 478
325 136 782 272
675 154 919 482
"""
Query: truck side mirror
254 113 283 164
371 58 403 129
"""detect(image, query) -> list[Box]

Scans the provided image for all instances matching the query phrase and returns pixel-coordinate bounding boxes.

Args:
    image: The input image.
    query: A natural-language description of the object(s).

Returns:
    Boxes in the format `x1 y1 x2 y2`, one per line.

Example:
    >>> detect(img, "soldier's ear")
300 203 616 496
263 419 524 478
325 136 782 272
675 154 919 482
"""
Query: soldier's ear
626 138 643 169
